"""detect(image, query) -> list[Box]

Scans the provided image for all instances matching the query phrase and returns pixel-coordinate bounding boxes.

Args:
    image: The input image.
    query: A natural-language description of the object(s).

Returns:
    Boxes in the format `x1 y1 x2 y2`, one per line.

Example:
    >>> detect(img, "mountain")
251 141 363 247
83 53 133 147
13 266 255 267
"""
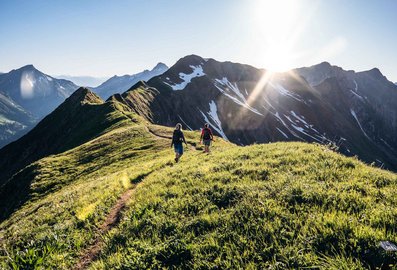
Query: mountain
0 87 124 188
93 62 168 99
116 55 397 171
1 86 396 269
54 75 109 88
0 65 78 118
0 65 78 148
0 91 36 146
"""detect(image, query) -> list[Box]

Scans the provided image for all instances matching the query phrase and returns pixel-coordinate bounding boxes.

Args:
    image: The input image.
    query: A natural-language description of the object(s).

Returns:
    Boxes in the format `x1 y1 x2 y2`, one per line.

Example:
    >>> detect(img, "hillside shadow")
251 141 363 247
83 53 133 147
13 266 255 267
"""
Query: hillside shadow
0 164 39 222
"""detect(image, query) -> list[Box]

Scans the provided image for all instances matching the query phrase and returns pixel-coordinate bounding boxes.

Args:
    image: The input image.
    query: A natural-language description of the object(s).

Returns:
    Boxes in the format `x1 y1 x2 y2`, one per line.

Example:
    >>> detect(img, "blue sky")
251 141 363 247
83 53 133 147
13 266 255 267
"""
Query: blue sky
0 0 396 81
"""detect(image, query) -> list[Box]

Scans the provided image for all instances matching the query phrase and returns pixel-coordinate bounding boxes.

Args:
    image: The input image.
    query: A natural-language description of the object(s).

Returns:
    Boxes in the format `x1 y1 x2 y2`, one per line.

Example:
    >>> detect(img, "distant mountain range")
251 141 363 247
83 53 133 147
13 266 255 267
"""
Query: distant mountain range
93 63 168 99
115 55 397 170
0 65 78 148
54 75 109 88
0 63 168 148
2 56 397 171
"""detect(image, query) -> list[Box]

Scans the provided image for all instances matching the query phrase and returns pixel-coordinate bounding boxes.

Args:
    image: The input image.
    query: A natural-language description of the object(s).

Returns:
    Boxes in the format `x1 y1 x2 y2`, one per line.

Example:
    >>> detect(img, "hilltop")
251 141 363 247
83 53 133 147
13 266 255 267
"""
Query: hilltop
0 88 396 269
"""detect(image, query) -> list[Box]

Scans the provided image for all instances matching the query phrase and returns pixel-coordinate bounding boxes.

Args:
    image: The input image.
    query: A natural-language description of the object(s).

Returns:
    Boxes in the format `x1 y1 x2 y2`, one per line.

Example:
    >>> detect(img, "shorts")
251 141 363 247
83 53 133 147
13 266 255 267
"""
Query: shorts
203 139 211 146
174 143 183 154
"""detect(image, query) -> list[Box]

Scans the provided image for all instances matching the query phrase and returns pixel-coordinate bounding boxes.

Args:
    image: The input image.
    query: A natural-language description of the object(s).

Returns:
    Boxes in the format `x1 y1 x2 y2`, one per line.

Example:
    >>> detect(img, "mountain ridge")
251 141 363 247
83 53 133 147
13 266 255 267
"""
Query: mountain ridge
112 54 397 171
93 62 168 99
0 88 396 268
0 87 126 189
0 65 79 148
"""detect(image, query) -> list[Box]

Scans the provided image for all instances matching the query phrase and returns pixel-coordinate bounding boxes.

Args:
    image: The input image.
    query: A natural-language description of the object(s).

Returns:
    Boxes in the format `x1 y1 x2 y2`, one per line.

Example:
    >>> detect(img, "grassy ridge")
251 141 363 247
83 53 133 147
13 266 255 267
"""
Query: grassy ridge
90 142 397 269
0 116 228 269
1 115 397 269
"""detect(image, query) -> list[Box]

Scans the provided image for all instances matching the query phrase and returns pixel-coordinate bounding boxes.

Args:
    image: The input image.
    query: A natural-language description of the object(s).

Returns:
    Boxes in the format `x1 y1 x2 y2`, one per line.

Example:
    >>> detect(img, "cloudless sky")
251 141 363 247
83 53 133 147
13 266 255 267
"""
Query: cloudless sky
0 0 396 81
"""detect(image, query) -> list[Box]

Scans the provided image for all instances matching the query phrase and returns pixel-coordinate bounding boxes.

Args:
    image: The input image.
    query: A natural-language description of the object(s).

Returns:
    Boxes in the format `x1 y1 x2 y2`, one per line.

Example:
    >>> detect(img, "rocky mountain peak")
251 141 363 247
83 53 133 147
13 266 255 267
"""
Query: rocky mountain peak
21 64 36 69
173 54 206 69
365 67 384 79
152 62 168 72
67 87 103 105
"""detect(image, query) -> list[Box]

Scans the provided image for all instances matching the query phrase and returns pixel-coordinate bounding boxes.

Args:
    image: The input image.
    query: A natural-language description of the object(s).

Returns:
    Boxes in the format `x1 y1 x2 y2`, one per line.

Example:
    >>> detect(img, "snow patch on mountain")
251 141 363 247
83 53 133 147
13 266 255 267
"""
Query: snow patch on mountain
0 116 17 125
272 112 304 140
272 110 329 143
350 90 365 102
271 83 306 103
380 138 394 151
177 115 193 130
349 80 366 102
165 65 205 91
199 100 228 140
350 109 370 140
263 97 276 110
215 77 246 101
214 77 263 116
276 127 288 138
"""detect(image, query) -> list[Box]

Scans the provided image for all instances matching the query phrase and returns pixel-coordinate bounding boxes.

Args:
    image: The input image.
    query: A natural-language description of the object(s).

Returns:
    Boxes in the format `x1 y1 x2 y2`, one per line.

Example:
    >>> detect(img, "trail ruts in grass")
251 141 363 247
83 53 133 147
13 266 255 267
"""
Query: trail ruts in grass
73 187 135 270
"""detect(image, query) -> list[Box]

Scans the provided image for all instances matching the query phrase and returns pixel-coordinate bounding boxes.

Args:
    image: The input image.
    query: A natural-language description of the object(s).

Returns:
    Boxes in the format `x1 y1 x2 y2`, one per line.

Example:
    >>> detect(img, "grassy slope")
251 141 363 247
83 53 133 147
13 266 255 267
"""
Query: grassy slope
91 142 397 270
1 114 397 269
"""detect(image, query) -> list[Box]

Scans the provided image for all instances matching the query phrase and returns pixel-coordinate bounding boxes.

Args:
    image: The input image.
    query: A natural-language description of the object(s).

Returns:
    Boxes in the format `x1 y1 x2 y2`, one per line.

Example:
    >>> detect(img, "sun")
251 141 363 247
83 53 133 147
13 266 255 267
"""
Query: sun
252 0 300 72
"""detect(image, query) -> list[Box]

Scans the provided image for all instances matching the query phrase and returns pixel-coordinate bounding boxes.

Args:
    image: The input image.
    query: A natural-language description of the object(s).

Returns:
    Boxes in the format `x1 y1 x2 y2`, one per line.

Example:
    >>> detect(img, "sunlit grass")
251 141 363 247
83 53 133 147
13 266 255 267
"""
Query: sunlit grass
1 105 397 269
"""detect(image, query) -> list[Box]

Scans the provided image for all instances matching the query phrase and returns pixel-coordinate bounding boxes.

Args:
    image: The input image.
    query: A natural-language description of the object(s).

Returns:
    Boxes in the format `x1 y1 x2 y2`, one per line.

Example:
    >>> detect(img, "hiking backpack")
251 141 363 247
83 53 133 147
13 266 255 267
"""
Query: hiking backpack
203 128 212 140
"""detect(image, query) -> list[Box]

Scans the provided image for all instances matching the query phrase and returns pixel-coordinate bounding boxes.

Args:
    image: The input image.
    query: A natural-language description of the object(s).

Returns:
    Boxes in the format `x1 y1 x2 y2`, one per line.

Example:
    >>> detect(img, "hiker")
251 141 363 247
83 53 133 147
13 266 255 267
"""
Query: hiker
200 123 214 153
171 123 187 162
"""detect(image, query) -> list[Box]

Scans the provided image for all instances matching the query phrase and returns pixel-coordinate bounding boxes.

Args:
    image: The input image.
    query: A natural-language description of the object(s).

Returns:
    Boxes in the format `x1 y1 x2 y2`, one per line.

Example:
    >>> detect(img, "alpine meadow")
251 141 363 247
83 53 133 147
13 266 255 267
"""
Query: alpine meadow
1 0 397 269
1 88 397 269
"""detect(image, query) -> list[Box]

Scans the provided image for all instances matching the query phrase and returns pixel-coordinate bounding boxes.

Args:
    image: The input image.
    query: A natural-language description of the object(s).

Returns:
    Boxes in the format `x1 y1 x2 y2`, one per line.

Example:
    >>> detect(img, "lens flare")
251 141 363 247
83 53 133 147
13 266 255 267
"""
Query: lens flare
20 71 35 99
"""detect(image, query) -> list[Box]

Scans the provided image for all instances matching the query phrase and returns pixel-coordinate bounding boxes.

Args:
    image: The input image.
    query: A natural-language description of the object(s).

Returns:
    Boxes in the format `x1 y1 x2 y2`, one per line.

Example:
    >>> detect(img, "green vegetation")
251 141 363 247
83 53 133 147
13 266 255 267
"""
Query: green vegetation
89 142 397 269
1 99 397 269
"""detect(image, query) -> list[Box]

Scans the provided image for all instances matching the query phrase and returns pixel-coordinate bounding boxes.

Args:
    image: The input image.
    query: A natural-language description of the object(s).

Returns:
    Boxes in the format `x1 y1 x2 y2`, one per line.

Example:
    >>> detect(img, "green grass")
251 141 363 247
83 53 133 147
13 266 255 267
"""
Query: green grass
89 143 397 269
1 108 397 269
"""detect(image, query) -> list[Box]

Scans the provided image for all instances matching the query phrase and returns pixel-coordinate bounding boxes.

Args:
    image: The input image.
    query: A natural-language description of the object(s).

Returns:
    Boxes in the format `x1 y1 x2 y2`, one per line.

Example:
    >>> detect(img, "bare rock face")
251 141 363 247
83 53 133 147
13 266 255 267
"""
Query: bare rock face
116 55 397 171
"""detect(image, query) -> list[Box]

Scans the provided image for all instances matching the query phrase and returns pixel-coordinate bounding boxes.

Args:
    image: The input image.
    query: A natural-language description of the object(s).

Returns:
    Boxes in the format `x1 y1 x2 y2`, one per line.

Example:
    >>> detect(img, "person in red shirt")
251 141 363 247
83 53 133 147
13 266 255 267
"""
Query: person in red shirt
200 123 214 153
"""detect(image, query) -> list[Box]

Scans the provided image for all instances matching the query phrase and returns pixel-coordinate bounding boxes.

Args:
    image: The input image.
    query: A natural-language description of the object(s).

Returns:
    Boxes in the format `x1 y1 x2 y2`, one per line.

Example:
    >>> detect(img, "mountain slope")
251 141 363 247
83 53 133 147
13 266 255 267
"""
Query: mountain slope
117 55 397 171
93 63 168 99
0 121 396 269
0 65 78 148
0 91 36 147
0 88 126 188
0 65 78 118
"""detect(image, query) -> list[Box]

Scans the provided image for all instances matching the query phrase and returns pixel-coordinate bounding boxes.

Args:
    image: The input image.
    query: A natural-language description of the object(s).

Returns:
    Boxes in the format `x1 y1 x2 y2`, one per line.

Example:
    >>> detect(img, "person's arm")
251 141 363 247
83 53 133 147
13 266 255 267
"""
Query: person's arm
182 132 187 145
200 129 204 143
210 129 214 141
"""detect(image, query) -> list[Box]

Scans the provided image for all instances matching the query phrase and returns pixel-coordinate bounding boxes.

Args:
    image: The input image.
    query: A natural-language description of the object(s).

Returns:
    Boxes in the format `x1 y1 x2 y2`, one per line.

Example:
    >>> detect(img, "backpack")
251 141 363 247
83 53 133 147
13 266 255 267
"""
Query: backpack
203 128 212 140
173 130 183 143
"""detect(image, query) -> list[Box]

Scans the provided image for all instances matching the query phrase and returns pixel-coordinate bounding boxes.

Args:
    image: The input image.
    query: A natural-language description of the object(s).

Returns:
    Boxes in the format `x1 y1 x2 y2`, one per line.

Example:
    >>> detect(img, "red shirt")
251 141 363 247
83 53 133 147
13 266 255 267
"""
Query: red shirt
201 127 213 139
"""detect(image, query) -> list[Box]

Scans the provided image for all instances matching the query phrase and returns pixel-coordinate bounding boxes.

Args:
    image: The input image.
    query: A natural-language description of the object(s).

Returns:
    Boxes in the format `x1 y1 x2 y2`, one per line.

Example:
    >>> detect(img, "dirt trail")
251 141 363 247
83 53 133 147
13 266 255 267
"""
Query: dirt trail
147 127 199 151
73 188 135 270
73 126 198 269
